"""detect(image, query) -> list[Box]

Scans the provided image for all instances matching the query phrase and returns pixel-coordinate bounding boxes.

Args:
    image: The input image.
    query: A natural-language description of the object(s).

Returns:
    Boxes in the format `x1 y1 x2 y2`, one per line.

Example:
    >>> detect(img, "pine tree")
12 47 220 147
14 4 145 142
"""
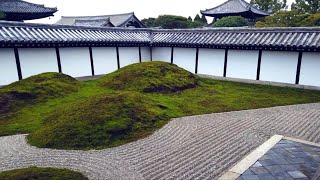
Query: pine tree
200 14 207 24
188 16 192 21
291 0 320 13
250 0 287 13
194 14 201 22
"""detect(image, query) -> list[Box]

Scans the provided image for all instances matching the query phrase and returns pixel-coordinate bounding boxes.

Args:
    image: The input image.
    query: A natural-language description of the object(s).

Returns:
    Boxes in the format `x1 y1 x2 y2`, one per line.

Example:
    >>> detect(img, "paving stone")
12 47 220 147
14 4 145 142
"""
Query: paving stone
259 159 276 166
287 171 308 178
279 164 298 171
242 169 255 176
250 167 270 175
257 174 277 180
241 175 260 180
252 161 263 167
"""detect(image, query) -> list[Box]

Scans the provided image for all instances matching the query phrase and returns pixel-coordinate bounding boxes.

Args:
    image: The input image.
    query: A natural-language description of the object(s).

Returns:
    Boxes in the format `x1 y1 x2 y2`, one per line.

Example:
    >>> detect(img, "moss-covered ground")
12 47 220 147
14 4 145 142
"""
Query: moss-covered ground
0 167 88 180
1 61 320 150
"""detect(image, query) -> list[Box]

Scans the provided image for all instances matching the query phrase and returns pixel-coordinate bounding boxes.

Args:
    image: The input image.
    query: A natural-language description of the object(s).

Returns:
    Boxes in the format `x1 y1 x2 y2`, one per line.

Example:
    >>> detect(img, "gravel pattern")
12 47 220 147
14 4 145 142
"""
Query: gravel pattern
1 103 320 179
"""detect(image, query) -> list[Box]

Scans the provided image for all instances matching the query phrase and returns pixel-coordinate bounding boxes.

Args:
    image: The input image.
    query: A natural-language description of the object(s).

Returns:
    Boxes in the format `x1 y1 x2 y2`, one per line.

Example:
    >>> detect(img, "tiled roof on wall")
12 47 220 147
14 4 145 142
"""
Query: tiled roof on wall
0 21 319 51
0 0 57 13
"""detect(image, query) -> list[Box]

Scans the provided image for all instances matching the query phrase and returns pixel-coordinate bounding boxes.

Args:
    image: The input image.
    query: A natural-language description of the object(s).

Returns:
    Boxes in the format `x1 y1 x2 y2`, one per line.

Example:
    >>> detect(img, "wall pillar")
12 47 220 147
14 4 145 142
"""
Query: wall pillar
171 47 174 64
256 49 262 80
223 48 228 77
14 48 22 80
55 47 62 73
89 47 95 76
295 51 303 84
116 46 120 69
195 48 199 74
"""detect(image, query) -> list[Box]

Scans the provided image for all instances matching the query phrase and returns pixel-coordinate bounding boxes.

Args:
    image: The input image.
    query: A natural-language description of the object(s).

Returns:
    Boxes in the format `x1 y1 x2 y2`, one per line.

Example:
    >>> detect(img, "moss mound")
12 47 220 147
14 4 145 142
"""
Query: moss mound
28 92 168 149
0 167 88 180
99 61 199 93
0 72 80 115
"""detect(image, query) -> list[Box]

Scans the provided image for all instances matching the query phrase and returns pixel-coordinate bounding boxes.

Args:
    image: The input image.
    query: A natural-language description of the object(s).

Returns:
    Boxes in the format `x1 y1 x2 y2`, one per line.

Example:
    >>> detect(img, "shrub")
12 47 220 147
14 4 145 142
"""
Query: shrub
213 16 249 27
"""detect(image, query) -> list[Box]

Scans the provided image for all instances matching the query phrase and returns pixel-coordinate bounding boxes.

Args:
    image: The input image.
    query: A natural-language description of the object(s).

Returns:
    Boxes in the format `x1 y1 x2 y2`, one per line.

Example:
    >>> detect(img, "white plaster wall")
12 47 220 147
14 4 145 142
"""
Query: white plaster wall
59 47 91 77
227 50 259 80
300 52 320 87
173 48 196 73
19 48 58 79
260 51 298 84
152 47 171 62
141 47 151 62
0 49 18 85
92 47 117 75
119 47 139 67
198 48 225 76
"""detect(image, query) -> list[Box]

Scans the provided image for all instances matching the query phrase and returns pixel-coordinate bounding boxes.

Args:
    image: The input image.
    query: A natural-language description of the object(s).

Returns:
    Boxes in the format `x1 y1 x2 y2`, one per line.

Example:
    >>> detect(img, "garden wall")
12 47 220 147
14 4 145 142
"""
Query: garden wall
0 46 319 89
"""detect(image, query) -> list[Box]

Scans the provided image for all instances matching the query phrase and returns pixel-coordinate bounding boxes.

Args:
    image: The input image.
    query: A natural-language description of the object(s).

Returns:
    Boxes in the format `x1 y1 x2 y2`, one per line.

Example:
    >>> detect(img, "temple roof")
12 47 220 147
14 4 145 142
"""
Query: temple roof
56 12 146 28
0 0 57 21
201 0 269 18
0 21 319 51
73 18 114 27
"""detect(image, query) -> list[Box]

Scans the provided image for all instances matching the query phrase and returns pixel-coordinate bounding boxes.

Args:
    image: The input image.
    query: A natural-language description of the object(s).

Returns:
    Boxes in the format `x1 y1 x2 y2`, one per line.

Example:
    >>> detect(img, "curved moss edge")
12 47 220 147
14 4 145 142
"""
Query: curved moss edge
0 167 88 180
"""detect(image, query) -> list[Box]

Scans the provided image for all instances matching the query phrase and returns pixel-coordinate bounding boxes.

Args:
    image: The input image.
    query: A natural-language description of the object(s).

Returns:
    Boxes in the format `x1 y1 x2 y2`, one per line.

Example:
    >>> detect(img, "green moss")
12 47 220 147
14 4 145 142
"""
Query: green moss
0 72 80 115
0 167 88 180
28 92 168 149
1 61 320 150
99 61 199 93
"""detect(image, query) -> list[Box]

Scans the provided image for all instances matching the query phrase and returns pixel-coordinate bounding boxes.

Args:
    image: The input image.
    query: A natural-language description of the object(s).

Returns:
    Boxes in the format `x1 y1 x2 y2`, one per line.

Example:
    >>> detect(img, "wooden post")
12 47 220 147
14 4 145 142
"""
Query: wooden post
116 46 120 69
195 48 199 74
223 48 228 77
295 51 303 85
55 47 62 73
89 47 95 76
256 49 262 80
14 48 22 80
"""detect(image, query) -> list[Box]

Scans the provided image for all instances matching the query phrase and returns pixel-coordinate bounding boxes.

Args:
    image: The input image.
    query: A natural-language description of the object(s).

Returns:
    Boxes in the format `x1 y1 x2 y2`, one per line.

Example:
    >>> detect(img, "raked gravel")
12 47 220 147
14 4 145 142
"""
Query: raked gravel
1 103 320 179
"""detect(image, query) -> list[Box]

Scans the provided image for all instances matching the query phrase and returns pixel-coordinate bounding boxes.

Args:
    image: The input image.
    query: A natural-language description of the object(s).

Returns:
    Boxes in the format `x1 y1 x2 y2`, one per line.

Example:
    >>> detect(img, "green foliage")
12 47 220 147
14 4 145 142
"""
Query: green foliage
0 167 88 180
153 15 191 29
99 61 198 93
255 10 320 27
300 13 320 26
141 17 156 28
194 14 201 22
142 14 207 29
0 72 80 114
2 62 320 150
250 0 287 13
200 14 208 24
213 16 249 27
291 0 320 13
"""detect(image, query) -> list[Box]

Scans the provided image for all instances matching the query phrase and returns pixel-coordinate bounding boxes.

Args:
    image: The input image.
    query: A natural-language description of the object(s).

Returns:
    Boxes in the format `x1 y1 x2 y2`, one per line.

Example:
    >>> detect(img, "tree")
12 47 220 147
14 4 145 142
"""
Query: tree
212 16 249 27
188 16 192 21
254 10 313 27
250 0 287 13
141 18 156 28
291 0 320 14
194 14 201 22
154 15 191 29
200 14 208 24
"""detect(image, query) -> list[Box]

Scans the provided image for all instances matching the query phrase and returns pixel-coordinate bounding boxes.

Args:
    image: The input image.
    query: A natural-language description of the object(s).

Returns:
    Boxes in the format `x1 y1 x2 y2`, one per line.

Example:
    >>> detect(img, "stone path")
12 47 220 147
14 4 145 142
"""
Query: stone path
238 139 320 180
1 103 320 179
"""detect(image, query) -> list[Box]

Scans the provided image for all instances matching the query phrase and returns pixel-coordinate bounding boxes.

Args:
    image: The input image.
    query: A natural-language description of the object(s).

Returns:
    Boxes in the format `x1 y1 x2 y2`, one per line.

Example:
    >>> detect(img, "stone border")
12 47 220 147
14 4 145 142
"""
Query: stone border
197 74 320 91
219 135 320 180
219 135 283 180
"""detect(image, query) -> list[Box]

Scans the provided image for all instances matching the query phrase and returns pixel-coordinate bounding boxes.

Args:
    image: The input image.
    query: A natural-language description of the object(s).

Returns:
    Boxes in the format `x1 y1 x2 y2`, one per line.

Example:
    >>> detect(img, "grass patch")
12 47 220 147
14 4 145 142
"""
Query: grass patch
1 61 320 150
0 167 88 180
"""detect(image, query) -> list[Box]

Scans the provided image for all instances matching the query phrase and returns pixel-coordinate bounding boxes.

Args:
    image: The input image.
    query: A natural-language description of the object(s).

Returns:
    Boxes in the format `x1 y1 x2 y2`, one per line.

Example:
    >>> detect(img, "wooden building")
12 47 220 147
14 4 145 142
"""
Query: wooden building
0 21 320 89
56 12 146 28
0 0 57 21
201 0 269 22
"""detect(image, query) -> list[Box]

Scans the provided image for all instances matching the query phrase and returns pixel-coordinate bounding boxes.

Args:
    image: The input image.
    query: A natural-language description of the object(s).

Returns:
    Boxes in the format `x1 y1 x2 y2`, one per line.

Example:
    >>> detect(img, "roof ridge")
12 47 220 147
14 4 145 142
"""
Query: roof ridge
61 12 134 19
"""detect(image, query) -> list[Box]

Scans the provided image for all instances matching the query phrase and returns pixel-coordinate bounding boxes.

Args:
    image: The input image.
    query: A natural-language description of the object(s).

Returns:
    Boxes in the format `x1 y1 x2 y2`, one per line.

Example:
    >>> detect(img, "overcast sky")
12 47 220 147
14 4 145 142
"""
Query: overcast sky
25 0 294 24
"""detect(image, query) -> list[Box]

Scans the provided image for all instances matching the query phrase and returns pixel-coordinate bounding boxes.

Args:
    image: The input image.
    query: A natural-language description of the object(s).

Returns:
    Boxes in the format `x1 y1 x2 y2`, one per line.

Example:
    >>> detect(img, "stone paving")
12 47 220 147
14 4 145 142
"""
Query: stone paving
1 103 320 179
238 139 320 180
